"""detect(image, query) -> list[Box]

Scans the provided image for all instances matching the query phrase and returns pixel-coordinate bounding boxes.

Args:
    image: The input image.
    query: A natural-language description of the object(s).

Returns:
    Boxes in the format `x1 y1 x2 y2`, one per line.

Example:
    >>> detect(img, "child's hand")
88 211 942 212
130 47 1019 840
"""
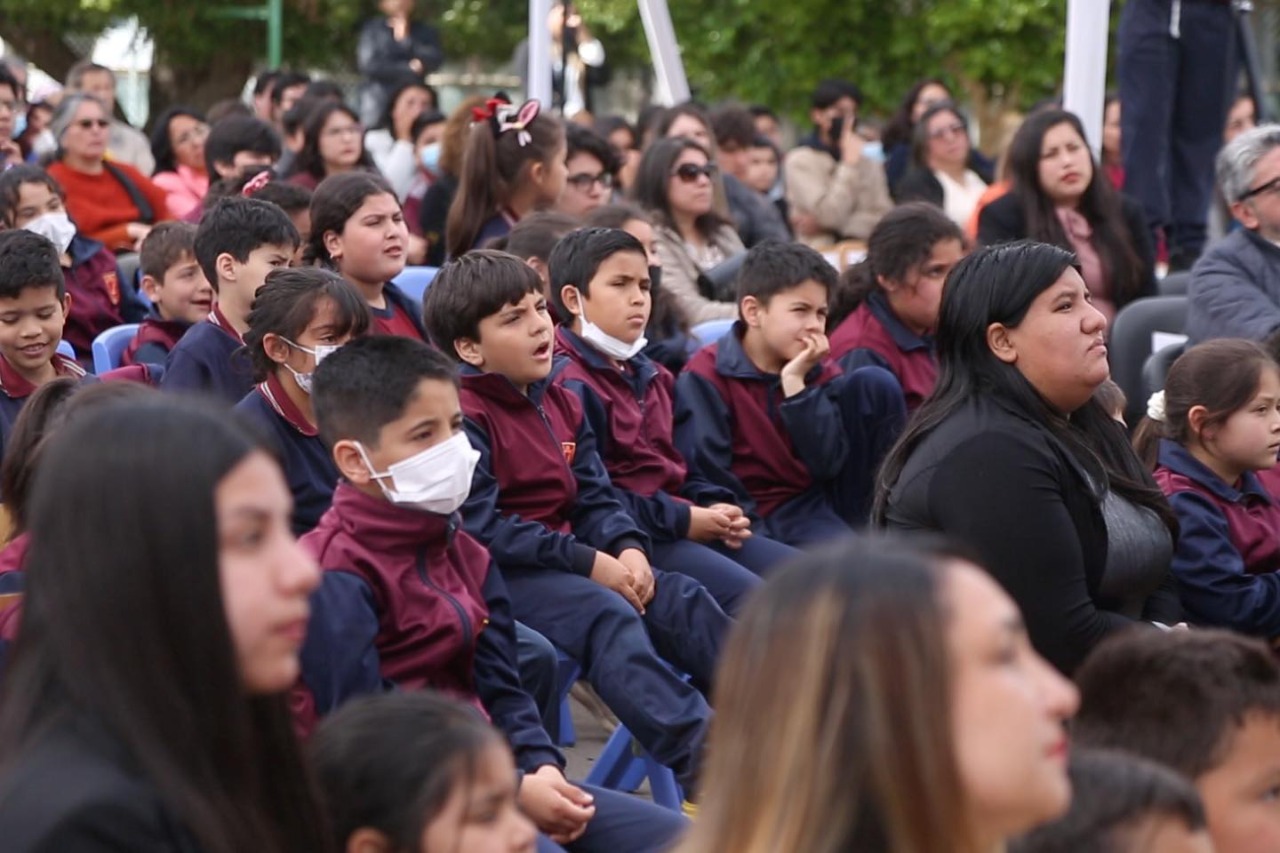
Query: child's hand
688 505 735 543
520 765 595 843
590 551 644 613
617 548 656 606
707 502 753 549
780 332 830 398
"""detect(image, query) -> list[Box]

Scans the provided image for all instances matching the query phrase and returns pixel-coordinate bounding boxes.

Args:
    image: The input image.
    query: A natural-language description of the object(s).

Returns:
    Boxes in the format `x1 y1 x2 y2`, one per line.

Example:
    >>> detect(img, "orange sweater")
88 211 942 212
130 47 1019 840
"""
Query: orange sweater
47 161 173 252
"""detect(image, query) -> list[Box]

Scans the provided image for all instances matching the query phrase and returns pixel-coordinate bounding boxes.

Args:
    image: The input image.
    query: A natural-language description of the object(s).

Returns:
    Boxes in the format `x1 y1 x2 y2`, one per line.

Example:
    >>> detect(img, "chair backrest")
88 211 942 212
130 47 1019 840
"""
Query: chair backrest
1140 342 1186 415
1110 296 1189 427
687 318 736 354
92 324 142 374
392 266 440 305
1158 270 1191 296
55 340 75 360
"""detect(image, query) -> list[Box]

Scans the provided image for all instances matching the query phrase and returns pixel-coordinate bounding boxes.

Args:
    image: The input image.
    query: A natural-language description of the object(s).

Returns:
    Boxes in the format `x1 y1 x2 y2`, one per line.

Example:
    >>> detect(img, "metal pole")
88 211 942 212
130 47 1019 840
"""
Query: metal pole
268 0 283 69
637 0 690 106
1062 0 1112 154
528 0 554 105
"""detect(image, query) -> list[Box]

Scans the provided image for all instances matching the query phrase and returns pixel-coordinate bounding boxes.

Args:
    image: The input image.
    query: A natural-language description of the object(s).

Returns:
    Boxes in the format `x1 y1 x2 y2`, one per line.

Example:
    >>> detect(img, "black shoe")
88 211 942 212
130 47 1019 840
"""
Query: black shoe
1167 246 1200 273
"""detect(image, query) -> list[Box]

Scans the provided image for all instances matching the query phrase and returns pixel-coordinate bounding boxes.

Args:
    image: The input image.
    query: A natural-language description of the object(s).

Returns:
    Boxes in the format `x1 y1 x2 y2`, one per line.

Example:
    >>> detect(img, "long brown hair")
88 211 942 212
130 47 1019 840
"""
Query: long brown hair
676 537 979 853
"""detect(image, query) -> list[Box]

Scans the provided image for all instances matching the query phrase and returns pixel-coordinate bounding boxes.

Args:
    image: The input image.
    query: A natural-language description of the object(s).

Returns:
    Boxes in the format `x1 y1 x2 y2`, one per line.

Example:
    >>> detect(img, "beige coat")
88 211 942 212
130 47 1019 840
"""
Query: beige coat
653 223 745 326
783 146 892 248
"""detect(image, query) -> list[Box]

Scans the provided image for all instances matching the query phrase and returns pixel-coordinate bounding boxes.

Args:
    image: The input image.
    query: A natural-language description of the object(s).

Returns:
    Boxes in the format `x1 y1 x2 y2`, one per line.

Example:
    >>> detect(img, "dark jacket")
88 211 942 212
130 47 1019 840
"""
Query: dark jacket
0 713 203 852
159 308 253 405
355 17 444 125
723 173 791 248
420 173 458 268
122 313 190 368
234 375 338 536
886 142 996 196
882 394 1180 673
1155 439 1280 637
1186 228 1280 344
293 483 564 773
0 353 88 460
890 153 995 204
976 192 1158 308
459 365 648 577
829 291 936 412
553 328 733 542
63 234 147 362
674 322 846 520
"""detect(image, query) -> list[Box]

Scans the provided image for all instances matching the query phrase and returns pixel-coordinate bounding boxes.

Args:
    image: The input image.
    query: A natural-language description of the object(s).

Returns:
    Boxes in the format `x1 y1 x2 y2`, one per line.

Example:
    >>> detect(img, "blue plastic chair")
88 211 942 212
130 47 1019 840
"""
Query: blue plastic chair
55 340 76 360
392 266 440 305
686 318 735 354
92 324 141 374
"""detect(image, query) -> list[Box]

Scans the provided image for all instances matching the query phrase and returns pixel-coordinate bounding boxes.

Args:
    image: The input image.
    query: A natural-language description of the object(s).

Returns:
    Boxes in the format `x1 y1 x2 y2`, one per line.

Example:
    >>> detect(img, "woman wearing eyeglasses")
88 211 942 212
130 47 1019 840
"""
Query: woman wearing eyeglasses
149 106 210 220
977 109 1155 326
285 101 378 192
555 124 619 220
46 94 172 253
632 136 745 325
895 103 992 228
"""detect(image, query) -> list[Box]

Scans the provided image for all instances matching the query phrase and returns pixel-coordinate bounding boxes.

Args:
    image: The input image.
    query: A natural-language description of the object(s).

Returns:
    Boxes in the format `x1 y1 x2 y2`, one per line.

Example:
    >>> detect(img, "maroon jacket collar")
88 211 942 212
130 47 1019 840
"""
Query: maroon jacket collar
327 481 457 552
207 305 244 345
257 372 318 437
0 352 85 399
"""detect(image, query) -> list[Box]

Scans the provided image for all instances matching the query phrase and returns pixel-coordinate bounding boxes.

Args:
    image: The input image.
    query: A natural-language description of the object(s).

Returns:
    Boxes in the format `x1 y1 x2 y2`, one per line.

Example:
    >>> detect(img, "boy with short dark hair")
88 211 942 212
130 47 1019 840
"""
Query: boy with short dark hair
675 239 906 546
160 197 297 403
0 230 84 450
1073 629 1280 853
296 335 687 851
550 227 796 614
203 116 281 184
124 222 213 367
423 249 727 796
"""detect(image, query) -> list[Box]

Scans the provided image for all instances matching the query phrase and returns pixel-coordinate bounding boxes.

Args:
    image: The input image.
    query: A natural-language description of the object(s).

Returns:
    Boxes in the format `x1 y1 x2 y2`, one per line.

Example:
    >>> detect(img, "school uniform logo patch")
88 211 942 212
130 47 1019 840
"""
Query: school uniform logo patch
561 442 577 465
103 271 120 305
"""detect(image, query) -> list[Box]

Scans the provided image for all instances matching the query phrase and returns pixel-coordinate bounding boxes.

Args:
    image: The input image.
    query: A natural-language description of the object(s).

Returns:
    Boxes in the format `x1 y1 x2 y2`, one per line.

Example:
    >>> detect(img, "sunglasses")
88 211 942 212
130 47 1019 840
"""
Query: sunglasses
672 162 718 183
566 171 614 191
75 119 110 130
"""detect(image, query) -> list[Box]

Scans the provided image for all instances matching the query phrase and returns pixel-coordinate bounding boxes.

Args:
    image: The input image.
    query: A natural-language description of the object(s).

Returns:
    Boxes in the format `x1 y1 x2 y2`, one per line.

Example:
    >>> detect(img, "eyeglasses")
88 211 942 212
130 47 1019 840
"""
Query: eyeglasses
566 171 614 191
323 124 364 139
672 162 718 183
75 119 110 130
929 122 967 141
1240 175 1280 202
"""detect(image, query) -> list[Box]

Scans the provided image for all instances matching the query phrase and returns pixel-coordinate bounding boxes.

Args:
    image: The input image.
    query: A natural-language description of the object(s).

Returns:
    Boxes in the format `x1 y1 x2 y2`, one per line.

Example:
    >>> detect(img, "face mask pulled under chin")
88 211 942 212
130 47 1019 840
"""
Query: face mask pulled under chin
356 432 480 516
577 288 647 361
23 211 77 255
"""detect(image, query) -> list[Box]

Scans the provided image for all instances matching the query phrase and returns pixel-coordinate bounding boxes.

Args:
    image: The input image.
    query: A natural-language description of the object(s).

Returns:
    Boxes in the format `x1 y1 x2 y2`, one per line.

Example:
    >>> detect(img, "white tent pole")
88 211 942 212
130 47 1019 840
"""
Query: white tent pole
1062 0 1112 154
527 0 554 105
638 0 690 106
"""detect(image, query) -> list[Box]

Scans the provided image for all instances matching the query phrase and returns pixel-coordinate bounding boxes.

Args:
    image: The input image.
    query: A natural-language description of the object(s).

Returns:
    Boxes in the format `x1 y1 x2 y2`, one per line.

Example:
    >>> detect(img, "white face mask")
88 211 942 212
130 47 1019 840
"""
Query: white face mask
576 289 647 361
282 338 341 395
355 432 480 515
24 211 77 255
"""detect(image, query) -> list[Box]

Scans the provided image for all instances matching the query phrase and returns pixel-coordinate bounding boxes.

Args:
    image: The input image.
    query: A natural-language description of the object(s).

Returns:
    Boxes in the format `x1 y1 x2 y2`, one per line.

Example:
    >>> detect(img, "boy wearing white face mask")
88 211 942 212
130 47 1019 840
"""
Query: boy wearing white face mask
550 227 798 615
294 335 689 853
234 267 371 535
0 166 148 365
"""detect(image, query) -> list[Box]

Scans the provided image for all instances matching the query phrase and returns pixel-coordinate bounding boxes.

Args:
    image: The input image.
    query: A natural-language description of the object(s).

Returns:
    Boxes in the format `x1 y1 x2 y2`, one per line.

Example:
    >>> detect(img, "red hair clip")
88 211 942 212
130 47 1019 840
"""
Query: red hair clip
241 169 273 198
471 97 508 124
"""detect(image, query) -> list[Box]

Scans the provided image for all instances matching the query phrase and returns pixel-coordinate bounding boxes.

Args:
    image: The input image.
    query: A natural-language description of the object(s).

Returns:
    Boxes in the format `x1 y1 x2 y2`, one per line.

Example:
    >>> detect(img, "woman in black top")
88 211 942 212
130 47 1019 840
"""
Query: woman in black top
0 399 326 852
876 241 1180 674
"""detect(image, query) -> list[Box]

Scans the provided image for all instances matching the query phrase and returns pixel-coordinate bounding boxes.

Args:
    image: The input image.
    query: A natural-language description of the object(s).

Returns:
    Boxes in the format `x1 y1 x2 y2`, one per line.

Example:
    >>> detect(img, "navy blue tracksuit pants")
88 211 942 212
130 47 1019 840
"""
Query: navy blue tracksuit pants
651 534 798 615
1119 0 1236 257
536 785 688 853
501 565 727 793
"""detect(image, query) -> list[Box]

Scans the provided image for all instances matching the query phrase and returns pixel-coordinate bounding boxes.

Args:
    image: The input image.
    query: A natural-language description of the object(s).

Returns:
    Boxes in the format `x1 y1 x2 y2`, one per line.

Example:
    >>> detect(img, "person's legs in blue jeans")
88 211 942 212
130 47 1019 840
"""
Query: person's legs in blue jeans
1119 0 1177 246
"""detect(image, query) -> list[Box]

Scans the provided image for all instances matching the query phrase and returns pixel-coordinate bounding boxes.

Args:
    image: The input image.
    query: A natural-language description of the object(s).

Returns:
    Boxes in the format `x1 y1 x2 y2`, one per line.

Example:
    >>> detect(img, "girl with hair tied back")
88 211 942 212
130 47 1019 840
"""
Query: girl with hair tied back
676 536 1079 853
1133 339 1280 640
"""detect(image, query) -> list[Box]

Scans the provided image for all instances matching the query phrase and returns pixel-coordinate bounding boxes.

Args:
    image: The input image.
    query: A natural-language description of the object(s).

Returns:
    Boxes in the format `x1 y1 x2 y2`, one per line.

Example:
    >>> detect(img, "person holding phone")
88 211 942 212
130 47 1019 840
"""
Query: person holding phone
784 79 893 250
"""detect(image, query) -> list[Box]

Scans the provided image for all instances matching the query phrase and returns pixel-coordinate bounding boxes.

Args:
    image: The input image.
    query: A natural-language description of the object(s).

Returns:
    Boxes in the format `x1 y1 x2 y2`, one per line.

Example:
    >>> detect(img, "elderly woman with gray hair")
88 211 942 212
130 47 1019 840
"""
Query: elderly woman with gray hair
45 93 171 252
1188 124 1280 345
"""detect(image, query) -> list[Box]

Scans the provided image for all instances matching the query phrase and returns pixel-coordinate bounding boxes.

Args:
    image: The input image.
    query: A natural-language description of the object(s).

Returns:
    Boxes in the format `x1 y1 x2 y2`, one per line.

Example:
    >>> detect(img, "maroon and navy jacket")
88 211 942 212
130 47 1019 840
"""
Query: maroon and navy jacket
292 483 563 772
459 364 649 577
62 234 148 364
675 322 847 521
553 327 736 542
369 281 430 341
234 374 339 535
159 306 254 405
1155 439 1280 637
0 353 87 461
829 291 936 412
122 312 190 367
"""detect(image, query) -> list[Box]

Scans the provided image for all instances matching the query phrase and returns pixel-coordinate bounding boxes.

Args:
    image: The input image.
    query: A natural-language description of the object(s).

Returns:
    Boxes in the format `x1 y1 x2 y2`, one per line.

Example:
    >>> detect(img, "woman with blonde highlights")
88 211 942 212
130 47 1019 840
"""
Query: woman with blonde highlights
677 537 1078 853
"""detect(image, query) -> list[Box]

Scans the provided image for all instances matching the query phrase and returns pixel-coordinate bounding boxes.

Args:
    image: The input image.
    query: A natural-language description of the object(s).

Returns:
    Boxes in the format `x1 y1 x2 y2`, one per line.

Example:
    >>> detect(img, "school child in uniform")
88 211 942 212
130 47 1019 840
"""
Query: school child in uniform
233 267 370 535
160 197 298 403
0 165 149 366
422 250 729 798
549 228 797 614
311 692 538 853
675 240 908 546
444 97 567 259
304 172 427 341
0 231 87 453
124 222 214 367
294 335 688 851
1132 339 1280 639
826 202 965 411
